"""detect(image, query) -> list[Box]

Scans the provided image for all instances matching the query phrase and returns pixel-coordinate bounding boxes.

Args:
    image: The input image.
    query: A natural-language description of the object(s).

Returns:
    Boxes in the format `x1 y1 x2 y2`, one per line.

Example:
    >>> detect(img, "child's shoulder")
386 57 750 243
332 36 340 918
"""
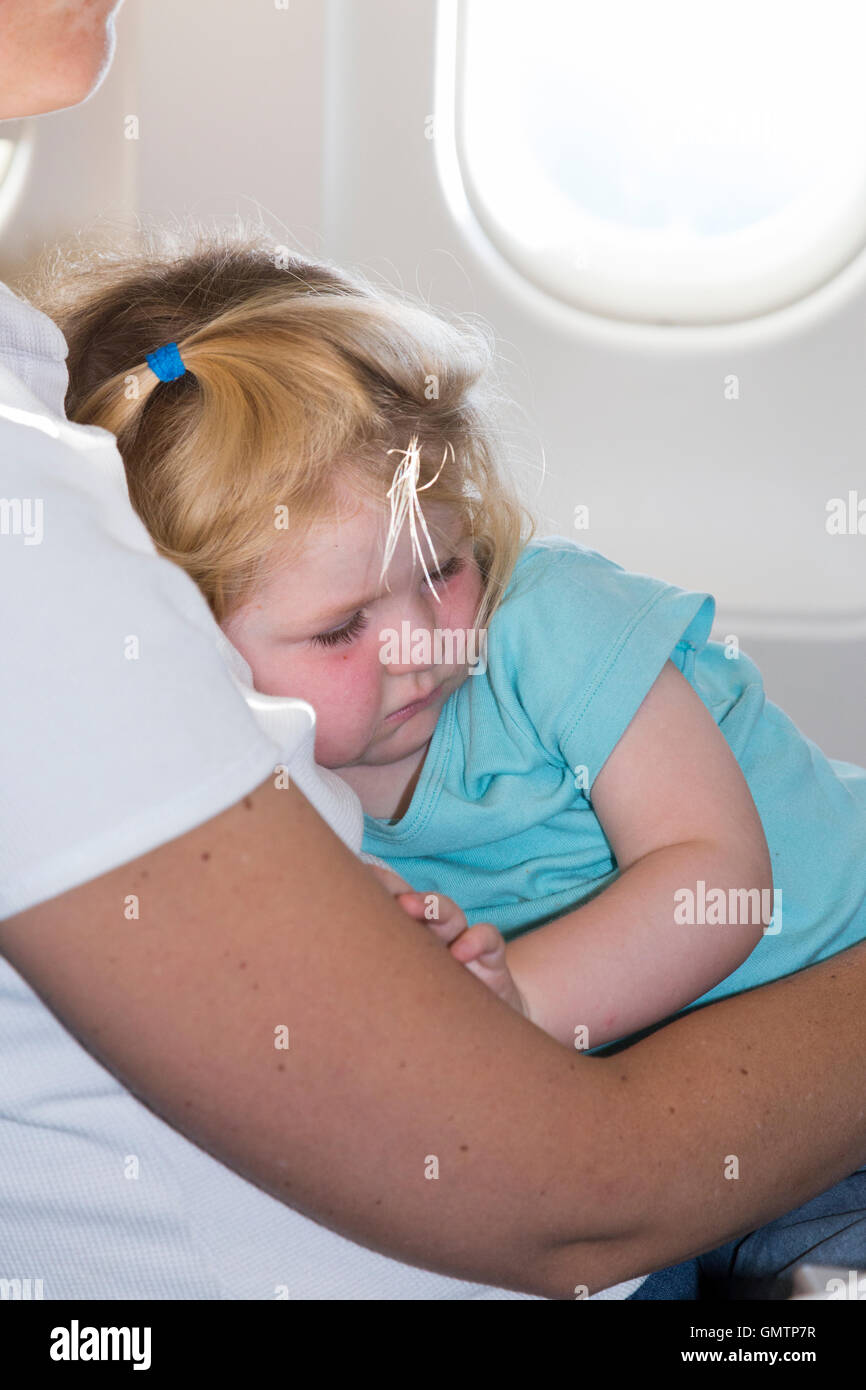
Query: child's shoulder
506 533 598 587
490 533 716 684
510 533 600 575
499 534 645 617
484 535 716 788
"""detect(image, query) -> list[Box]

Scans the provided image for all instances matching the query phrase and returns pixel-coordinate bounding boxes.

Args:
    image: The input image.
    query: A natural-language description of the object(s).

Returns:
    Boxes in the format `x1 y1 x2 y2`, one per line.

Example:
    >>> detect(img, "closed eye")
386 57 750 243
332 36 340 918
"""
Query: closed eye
311 611 369 649
310 557 464 648
428 555 465 583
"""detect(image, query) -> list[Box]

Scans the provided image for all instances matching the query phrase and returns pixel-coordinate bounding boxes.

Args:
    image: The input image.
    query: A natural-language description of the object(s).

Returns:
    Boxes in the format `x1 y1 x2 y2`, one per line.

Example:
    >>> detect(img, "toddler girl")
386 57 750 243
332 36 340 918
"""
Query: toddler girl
36 227 866 1052
34 229 866 1292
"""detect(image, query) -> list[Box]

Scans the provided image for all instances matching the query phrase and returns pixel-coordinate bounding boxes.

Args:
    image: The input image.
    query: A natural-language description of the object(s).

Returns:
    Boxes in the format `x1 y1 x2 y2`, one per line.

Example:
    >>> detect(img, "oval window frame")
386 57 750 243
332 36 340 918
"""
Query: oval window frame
453 0 866 326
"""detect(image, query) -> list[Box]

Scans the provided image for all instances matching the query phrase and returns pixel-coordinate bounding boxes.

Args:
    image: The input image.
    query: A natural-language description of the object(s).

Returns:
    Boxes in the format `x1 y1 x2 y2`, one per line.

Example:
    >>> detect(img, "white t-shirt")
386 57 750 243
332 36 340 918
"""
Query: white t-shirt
0 281 641 1299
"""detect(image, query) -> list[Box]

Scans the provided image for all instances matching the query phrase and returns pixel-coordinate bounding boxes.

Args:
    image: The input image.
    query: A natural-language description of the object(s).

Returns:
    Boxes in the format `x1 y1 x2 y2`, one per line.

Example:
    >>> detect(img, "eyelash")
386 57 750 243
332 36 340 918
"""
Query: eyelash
311 555 466 649
312 611 369 649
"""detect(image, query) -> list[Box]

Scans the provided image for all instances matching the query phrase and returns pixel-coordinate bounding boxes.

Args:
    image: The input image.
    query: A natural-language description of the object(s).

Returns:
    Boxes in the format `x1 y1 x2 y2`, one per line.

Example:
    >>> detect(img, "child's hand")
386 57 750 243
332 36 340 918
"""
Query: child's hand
365 863 527 1017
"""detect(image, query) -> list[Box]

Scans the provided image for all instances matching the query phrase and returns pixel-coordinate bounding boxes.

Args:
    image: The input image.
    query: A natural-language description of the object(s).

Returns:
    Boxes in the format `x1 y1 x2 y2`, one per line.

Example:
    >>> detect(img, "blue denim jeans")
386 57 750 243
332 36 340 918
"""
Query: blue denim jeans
629 1165 866 1299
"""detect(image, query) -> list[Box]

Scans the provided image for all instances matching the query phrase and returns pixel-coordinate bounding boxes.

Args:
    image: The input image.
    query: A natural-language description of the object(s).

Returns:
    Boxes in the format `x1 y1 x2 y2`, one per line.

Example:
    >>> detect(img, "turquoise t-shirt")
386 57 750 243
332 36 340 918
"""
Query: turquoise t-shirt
362 536 866 1017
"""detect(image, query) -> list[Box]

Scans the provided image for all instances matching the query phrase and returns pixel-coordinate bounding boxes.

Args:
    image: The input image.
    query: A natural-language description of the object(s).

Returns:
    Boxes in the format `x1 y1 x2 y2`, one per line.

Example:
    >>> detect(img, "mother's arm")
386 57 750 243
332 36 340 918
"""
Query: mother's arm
1 776 864 1300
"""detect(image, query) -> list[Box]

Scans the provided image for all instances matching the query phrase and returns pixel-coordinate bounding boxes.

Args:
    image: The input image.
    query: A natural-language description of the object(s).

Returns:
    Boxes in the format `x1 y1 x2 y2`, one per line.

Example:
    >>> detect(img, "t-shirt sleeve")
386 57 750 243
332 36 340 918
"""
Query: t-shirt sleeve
490 537 716 794
0 417 290 920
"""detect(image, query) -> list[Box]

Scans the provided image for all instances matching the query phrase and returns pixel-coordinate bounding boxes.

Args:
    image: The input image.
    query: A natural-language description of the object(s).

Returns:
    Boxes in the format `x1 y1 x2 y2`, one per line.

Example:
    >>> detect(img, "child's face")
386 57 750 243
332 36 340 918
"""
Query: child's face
222 498 484 772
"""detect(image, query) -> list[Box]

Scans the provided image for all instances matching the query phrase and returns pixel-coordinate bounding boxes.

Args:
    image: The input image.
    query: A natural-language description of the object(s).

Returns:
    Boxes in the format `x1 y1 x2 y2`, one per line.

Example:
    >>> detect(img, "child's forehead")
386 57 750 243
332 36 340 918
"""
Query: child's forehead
227 497 470 638
302 496 389 555
299 495 463 564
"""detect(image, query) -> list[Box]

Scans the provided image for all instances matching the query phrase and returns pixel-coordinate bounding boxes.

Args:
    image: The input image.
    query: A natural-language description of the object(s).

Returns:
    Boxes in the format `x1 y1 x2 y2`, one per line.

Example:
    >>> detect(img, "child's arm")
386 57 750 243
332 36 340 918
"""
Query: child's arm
508 659 772 1047
393 834 768 1048
397 660 773 1049
504 841 765 1048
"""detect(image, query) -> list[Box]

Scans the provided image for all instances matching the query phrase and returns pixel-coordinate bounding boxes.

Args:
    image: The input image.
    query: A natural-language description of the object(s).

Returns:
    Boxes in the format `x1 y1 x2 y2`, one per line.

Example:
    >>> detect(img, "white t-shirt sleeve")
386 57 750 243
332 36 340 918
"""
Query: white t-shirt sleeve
0 395 333 919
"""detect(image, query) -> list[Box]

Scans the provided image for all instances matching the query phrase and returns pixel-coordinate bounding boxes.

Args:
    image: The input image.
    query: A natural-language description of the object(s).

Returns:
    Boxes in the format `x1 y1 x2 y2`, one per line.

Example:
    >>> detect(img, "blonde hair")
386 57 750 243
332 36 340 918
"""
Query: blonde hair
27 222 535 628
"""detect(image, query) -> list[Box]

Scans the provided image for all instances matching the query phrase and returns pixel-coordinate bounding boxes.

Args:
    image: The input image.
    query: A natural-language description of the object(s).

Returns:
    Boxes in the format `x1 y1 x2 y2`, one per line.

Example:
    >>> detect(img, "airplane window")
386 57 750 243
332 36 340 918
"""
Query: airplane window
457 0 866 325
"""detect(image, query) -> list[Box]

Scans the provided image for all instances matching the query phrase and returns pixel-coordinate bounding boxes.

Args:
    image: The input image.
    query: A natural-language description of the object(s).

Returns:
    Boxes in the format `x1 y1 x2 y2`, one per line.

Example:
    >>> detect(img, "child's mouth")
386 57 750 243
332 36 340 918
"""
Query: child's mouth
385 685 444 723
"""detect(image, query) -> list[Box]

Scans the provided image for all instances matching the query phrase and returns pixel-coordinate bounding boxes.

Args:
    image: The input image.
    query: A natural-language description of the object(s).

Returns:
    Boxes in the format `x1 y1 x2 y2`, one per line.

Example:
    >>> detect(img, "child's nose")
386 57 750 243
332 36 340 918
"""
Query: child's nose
375 622 438 676
374 593 443 676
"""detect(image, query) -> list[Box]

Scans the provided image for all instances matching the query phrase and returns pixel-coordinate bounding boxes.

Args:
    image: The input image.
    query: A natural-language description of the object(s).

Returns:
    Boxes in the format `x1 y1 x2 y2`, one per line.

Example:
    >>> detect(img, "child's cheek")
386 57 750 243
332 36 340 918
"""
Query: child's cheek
440 561 485 632
299 645 384 764
240 644 380 761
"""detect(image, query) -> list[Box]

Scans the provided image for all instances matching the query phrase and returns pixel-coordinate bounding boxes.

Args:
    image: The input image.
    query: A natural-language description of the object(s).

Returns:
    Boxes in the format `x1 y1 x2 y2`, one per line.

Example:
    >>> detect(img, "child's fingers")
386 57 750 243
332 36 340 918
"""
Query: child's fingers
449 921 506 967
396 891 468 947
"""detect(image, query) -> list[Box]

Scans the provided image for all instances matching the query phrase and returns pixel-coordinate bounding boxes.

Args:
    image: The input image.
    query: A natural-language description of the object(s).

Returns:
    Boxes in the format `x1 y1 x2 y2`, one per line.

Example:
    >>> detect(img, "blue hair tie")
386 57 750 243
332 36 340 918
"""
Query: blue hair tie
146 341 187 382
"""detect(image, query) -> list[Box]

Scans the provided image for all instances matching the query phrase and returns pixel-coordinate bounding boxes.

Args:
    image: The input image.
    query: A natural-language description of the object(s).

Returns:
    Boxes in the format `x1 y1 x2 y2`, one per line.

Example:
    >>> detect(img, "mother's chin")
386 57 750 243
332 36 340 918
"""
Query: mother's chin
0 0 123 122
